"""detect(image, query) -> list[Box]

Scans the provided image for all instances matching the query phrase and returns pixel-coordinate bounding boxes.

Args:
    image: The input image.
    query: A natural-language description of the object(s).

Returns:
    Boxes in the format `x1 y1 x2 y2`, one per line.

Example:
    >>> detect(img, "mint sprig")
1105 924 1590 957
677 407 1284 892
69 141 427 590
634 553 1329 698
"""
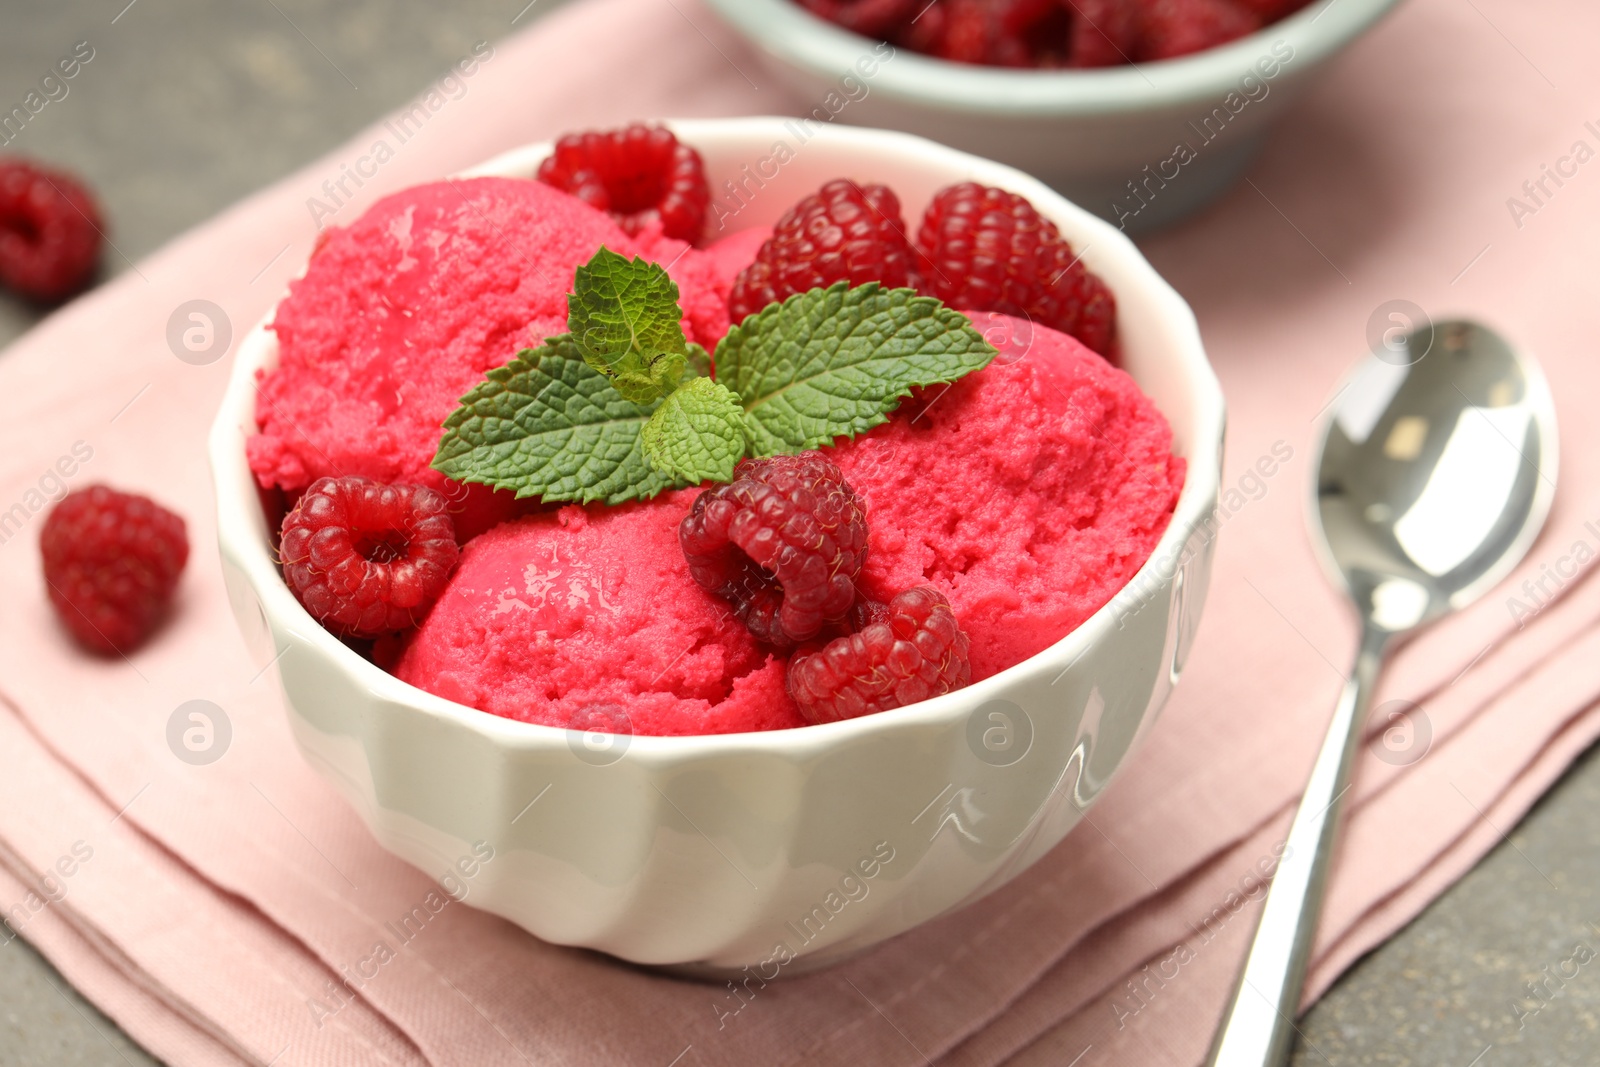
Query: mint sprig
432 334 677 505
433 248 998 505
568 248 689 404
717 282 996 456
641 377 745 484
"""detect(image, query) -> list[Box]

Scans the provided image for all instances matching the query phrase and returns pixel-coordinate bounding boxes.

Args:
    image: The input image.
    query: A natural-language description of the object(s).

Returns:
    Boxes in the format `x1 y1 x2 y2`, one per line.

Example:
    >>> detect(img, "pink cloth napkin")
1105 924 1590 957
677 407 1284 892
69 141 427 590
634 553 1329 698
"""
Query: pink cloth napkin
1 0 1596 1063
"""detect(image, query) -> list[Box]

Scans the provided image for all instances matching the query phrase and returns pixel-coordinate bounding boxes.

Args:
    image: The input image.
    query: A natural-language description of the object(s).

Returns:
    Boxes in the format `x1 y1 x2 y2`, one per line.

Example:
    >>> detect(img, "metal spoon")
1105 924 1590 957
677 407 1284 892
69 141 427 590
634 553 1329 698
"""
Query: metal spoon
1204 320 1559 1066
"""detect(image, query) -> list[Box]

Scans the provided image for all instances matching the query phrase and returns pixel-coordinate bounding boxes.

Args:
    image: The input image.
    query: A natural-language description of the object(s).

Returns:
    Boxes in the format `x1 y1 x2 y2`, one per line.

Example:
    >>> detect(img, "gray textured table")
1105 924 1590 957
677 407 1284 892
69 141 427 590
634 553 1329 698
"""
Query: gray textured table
0 2 1594 1064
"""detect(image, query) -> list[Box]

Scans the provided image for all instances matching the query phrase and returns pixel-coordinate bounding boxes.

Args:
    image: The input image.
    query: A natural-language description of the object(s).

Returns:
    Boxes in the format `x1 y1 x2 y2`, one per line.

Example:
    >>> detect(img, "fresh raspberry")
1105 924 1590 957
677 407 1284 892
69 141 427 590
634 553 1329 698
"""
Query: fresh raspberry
1068 0 1141 66
536 124 709 243
916 181 1116 355
0 159 102 303
1228 0 1309 21
796 0 920 36
931 0 1006 64
788 586 972 724
279 476 459 639
804 0 1297 66
891 1 949 54
727 179 916 323
1136 0 1261 62
846 596 891 633
1000 0 1077 66
40 486 189 655
679 452 868 647
928 0 1074 67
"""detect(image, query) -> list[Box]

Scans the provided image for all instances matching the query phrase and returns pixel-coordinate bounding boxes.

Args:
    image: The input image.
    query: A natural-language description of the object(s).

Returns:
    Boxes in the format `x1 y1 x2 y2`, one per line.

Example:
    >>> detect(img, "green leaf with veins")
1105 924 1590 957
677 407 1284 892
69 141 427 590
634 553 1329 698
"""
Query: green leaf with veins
641 377 746 484
433 256 1001 506
715 282 998 456
431 333 680 505
567 247 687 404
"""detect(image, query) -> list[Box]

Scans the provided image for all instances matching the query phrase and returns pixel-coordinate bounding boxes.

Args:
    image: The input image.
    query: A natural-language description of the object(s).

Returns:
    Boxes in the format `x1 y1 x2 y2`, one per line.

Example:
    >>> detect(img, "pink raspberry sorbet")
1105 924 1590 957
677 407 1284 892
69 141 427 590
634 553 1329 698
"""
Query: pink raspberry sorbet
395 309 1183 733
831 310 1185 681
247 177 728 539
393 496 803 736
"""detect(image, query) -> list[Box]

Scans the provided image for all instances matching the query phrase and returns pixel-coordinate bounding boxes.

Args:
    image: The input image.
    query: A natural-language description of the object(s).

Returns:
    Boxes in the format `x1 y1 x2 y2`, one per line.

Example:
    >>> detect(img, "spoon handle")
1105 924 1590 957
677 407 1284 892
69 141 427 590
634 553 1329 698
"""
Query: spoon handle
1204 625 1388 1067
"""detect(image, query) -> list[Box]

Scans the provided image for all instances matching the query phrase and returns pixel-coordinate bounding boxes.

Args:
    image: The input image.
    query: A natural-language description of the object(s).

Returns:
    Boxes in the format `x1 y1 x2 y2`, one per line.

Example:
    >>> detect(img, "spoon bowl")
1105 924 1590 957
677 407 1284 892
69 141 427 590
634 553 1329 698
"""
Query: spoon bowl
1206 320 1559 1066
1314 320 1559 633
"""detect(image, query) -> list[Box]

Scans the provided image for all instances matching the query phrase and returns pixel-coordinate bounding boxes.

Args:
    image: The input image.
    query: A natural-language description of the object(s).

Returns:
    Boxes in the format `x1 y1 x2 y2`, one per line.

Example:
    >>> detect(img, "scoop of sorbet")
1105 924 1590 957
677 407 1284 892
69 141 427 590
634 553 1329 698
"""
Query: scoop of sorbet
248 176 730 540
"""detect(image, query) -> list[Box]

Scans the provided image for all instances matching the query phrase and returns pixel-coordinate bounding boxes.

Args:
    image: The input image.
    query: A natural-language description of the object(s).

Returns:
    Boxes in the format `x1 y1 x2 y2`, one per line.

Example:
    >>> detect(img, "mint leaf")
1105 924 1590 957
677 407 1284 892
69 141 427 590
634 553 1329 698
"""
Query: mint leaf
640 378 746 484
716 283 997 456
568 247 687 404
431 334 678 505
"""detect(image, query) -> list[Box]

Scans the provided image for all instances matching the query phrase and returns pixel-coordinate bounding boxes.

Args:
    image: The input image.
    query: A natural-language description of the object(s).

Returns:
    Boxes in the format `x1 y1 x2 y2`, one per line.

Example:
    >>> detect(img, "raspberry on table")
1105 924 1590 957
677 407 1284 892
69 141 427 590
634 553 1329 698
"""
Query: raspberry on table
916 181 1116 356
727 179 916 323
536 123 709 243
1136 0 1262 62
679 452 868 647
788 586 972 724
0 158 103 303
279 476 459 639
41 486 189 656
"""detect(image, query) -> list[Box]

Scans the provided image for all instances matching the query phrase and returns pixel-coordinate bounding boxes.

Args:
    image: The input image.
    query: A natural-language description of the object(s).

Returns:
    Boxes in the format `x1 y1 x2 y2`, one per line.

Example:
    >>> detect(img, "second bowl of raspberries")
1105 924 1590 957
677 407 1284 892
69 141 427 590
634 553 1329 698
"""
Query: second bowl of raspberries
702 0 1402 231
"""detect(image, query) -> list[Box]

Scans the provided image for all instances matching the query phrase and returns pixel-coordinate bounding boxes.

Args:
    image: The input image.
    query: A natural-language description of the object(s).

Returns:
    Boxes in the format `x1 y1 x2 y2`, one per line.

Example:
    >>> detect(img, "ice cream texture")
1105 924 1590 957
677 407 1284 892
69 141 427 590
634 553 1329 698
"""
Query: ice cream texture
249 182 1184 735
394 496 805 736
832 310 1184 681
393 307 1183 733
247 176 728 538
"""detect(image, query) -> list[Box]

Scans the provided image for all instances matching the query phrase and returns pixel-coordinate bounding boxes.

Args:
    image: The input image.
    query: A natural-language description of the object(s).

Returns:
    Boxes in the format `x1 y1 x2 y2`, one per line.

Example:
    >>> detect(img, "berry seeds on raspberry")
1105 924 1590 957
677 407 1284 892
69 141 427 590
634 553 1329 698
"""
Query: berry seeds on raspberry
679 452 868 647
41 485 189 655
727 178 916 323
279 476 459 639
916 181 1116 356
788 586 972 724
0 158 103 303
536 124 710 243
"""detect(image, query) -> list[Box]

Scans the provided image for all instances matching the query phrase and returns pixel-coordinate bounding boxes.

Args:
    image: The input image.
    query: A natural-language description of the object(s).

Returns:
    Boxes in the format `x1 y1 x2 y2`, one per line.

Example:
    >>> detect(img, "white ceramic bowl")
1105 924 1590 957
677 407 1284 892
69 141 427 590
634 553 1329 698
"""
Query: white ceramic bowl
210 118 1224 971
702 0 1401 231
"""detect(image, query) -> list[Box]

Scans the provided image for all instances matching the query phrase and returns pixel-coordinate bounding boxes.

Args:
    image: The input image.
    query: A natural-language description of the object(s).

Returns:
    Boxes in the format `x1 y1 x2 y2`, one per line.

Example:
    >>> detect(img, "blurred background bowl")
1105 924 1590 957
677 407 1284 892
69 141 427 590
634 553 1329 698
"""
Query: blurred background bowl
702 0 1402 231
